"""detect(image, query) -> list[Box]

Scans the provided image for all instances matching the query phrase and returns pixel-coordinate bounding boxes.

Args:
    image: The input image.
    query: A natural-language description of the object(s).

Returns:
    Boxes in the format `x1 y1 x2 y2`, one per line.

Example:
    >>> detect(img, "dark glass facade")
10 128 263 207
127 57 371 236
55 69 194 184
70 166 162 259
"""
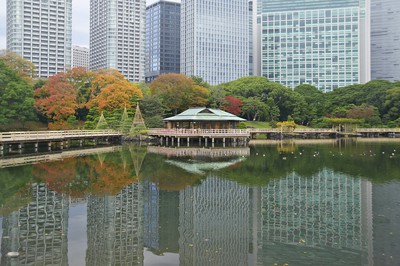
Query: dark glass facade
145 1 181 83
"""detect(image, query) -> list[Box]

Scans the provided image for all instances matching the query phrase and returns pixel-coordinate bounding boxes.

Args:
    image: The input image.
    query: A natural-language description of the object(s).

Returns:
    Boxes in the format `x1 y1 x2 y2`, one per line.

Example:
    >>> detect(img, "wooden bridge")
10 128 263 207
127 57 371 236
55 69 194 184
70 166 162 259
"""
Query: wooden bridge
0 130 122 155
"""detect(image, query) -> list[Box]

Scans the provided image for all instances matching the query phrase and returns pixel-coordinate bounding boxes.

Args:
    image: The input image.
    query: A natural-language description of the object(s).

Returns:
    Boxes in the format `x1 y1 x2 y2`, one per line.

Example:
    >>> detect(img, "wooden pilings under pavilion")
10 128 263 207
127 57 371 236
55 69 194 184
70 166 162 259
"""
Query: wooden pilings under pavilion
147 128 250 147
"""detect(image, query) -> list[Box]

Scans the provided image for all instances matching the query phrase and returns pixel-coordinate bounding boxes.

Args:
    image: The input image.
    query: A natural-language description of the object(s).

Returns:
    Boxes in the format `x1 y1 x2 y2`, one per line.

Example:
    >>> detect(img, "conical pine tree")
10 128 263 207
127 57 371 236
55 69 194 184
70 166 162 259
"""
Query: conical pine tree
96 112 109 130
119 106 131 134
130 103 147 135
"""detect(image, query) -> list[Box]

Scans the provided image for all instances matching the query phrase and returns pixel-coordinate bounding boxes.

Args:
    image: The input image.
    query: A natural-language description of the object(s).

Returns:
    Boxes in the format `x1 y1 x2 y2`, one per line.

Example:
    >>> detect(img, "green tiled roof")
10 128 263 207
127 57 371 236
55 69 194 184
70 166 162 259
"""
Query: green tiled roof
164 108 246 122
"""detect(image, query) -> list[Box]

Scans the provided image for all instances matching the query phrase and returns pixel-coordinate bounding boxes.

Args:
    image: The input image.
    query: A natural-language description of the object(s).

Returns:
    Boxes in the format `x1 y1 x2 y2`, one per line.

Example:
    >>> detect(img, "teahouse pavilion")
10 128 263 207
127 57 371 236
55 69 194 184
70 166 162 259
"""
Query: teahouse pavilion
163 108 246 129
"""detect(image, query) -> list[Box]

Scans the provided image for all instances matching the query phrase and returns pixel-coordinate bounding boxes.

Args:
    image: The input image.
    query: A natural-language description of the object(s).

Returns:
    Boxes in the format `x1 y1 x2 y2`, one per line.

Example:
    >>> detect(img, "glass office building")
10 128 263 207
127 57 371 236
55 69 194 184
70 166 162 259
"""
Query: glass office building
180 0 249 85
145 1 181 83
371 0 400 82
260 0 370 92
6 0 72 78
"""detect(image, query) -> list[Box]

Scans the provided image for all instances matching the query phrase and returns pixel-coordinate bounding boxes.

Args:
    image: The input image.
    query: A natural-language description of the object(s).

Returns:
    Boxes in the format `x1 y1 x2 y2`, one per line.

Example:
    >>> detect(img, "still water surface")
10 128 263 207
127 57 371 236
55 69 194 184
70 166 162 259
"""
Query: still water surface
0 139 399 266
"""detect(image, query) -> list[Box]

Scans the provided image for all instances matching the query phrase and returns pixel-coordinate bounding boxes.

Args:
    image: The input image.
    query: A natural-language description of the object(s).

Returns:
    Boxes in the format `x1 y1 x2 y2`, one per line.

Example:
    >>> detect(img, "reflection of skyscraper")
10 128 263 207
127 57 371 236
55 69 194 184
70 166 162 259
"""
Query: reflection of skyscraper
179 176 251 266
143 181 180 254
86 183 144 266
372 183 400 265
257 169 372 265
1 183 69 265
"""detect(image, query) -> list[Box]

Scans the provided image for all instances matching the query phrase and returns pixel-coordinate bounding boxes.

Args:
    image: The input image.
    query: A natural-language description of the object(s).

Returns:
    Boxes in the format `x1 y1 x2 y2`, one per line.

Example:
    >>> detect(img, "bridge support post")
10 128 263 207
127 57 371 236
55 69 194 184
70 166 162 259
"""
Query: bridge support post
172 137 174 146
177 138 180 147
160 137 163 145
34 142 38 153
166 137 169 145
0 144 3 156
65 140 69 149
205 138 208 147
18 143 23 154
199 138 201 145
187 137 190 147
48 142 52 151
79 140 83 147
8 144 12 153
93 139 97 146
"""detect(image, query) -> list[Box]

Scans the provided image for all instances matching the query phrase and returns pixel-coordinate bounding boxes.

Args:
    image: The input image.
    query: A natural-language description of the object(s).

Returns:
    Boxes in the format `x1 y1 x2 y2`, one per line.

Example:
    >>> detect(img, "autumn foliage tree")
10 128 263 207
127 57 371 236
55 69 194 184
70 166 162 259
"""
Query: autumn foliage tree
221 95 243 115
34 72 77 128
150 73 209 114
88 79 142 111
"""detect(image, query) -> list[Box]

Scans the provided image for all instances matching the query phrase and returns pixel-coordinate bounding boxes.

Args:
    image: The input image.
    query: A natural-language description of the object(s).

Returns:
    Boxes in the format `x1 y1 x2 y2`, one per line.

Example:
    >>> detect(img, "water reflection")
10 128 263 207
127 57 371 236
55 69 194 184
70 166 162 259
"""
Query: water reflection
1 184 69 265
0 140 399 265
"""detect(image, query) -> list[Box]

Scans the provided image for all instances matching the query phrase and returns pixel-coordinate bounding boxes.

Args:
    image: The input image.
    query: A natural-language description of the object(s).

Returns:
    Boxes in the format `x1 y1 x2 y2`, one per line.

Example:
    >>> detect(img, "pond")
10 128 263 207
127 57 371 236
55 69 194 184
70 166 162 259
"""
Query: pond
0 139 399 266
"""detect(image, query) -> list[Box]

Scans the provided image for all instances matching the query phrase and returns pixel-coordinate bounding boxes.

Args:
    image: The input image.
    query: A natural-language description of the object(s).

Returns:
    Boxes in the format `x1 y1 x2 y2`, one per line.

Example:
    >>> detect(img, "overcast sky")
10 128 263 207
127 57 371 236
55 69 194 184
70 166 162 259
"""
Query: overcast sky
0 0 180 50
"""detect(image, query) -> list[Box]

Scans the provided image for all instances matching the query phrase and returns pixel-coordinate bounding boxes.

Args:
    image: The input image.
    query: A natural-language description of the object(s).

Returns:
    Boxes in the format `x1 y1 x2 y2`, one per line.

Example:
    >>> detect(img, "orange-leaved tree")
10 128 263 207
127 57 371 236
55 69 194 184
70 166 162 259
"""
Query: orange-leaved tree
34 72 77 128
150 73 209 114
87 69 143 111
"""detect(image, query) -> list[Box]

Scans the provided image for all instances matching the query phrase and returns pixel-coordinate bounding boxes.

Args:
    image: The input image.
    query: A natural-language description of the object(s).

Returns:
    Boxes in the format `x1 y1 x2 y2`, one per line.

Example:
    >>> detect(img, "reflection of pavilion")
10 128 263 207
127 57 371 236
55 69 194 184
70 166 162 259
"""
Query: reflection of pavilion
147 146 250 159
86 183 144 266
1 183 69 265
256 169 372 265
179 176 252 266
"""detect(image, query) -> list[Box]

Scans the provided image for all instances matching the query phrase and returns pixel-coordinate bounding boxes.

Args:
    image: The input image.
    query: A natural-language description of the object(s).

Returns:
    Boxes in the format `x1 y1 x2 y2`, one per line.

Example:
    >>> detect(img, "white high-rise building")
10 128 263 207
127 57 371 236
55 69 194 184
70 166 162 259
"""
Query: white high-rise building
72 45 89 69
90 0 146 82
180 0 250 85
6 0 72 78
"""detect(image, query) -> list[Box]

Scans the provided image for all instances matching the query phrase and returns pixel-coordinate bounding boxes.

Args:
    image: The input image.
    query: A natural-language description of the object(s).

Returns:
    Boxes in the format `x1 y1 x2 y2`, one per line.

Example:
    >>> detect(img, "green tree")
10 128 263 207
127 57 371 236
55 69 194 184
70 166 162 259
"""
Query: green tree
0 51 36 84
383 87 400 124
0 59 36 127
294 84 325 125
150 73 209 114
241 97 269 121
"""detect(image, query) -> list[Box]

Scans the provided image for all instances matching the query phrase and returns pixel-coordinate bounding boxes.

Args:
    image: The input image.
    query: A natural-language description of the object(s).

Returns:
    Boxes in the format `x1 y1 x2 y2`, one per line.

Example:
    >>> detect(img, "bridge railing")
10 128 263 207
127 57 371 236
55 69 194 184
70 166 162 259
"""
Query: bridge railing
0 130 121 143
356 128 400 133
147 128 249 136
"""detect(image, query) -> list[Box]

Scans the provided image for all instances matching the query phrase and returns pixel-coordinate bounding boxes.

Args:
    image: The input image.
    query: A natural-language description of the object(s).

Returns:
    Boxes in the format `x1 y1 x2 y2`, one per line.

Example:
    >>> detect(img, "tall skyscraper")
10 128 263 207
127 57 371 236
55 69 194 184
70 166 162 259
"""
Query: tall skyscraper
259 0 371 92
72 45 90 69
180 0 250 85
90 0 146 82
6 0 72 78
371 0 400 81
145 0 181 83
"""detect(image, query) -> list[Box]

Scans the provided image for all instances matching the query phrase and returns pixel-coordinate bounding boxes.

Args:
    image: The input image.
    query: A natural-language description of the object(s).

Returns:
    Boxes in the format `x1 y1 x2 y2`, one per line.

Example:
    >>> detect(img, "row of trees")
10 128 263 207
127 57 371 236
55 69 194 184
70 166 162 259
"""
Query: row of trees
1 51 400 130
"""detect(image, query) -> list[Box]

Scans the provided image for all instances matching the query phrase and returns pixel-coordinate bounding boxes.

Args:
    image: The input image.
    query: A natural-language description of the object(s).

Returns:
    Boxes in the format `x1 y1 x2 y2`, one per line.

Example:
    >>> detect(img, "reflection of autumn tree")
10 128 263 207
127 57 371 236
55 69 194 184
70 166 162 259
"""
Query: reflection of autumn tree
33 153 139 198
85 157 138 196
32 158 85 198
